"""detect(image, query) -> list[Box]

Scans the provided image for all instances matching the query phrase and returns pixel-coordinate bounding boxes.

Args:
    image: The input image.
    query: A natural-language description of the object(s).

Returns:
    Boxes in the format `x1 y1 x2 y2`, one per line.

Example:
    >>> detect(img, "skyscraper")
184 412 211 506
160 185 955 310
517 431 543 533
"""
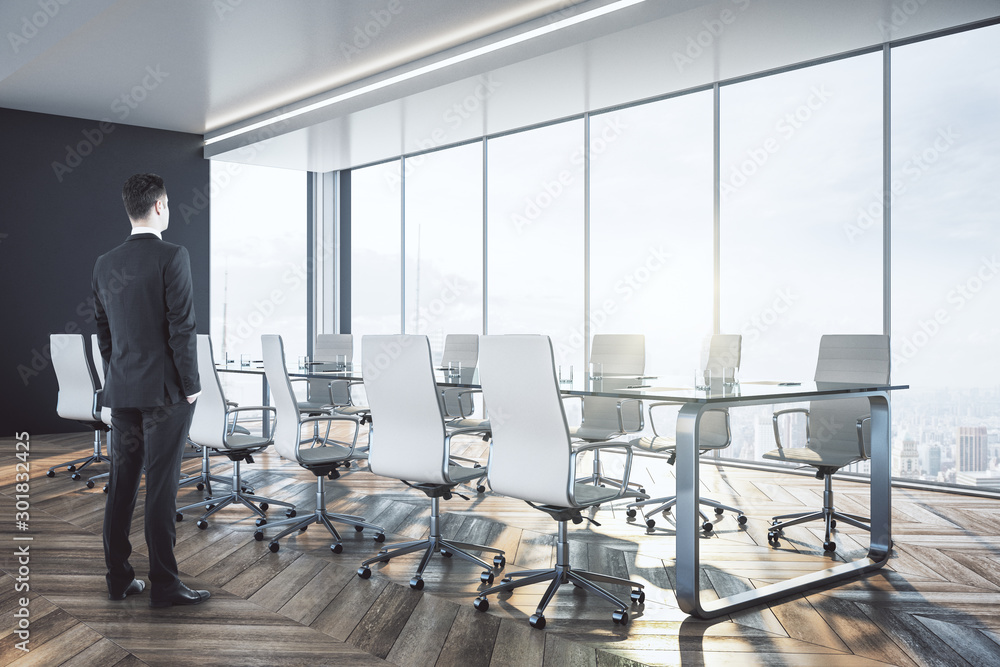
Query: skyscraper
956 426 988 472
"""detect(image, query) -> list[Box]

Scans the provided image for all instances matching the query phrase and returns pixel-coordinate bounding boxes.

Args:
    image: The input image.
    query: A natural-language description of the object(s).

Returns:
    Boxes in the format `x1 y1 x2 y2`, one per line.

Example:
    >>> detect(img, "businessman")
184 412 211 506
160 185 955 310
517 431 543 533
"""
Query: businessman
93 173 210 607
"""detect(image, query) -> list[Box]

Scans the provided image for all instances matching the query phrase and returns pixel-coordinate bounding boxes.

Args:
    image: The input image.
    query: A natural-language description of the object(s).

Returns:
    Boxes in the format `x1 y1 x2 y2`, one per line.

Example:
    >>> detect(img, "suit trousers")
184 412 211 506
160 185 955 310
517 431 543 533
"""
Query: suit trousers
104 400 194 596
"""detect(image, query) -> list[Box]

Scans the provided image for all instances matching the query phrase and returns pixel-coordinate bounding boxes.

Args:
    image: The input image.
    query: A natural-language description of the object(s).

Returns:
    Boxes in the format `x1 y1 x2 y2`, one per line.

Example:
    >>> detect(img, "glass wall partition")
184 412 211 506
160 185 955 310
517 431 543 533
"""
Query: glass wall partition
210 162 307 406
486 119 586 373
589 92 714 375
719 53 884 463
351 160 403 359
891 24 1000 486
403 142 483 362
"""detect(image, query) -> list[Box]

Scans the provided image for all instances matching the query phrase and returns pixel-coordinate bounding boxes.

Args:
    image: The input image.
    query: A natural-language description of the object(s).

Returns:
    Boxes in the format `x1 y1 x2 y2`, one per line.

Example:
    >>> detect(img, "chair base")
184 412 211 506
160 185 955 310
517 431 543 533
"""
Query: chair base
261 472 384 553
47 428 109 480
627 494 746 532
766 473 870 552
176 456 290 526
178 445 253 495
357 495 504 589
575 455 645 495
474 521 643 628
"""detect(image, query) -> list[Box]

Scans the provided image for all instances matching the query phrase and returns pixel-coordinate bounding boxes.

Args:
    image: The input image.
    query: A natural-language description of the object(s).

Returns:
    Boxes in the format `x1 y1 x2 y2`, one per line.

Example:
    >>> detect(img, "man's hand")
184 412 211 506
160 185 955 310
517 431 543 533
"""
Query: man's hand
186 392 200 404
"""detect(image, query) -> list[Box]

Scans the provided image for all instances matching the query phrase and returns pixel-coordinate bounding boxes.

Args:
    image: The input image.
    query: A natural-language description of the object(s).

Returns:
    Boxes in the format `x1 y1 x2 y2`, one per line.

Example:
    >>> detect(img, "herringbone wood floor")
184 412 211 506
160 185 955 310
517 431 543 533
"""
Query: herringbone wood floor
3 429 1000 666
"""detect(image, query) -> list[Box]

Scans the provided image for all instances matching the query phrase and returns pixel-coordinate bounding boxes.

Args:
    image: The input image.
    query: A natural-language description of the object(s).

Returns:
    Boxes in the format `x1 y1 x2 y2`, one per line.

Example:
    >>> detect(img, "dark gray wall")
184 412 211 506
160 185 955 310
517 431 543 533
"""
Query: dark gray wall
0 107 210 435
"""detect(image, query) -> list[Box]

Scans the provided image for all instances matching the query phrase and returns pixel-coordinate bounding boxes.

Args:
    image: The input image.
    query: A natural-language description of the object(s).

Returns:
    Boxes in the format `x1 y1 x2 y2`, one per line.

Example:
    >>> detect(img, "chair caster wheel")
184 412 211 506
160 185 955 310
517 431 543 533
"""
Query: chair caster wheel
374 533 385 543
286 509 296 518
502 576 512 583
767 530 780 544
476 485 486 494
440 550 452 558
67 465 77 472
47 470 55 478
529 614 546 630
702 522 714 533
205 504 216 511
331 543 343 554
480 571 494 585
196 520 208 530
612 609 629 625
357 566 372 579
254 530 264 541
630 589 645 604
737 514 748 525
409 577 424 590
493 555 505 569
646 518 656 529
71 473 81 481
626 508 637 518
715 507 725 515
259 502 269 512
196 482 205 491
86 480 95 489
175 513 183 522
830 519 837 529
824 541 837 552
269 541 280 553
255 518 267 527
103 485 109 494
474 597 489 612
354 524 364 532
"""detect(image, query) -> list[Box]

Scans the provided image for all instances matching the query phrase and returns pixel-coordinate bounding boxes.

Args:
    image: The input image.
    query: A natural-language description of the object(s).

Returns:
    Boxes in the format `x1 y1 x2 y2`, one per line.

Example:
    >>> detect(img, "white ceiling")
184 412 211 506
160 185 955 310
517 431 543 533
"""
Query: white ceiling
2 0 998 173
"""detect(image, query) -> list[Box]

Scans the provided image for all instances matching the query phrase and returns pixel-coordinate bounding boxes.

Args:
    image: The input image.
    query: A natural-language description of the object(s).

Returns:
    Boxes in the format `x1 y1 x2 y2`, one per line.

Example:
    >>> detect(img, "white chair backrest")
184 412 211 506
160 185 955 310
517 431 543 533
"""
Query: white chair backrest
314 334 353 362
90 333 105 388
314 334 354 405
441 334 480 417
480 335 574 507
262 334 303 462
582 334 645 432
701 334 742 373
441 334 479 367
809 334 890 459
51 333 98 422
362 335 449 484
590 334 644 374
188 335 232 450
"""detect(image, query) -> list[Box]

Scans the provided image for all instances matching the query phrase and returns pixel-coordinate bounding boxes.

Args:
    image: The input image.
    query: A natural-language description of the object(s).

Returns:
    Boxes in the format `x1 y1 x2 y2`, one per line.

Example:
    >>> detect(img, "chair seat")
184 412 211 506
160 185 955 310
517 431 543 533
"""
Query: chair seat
447 418 489 431
297 400 331 413
223 433 272 451
762 446 861 469
297 442 355 465
333 405 369 418
570 425 621 441
448 464 484 484
572 482 623 506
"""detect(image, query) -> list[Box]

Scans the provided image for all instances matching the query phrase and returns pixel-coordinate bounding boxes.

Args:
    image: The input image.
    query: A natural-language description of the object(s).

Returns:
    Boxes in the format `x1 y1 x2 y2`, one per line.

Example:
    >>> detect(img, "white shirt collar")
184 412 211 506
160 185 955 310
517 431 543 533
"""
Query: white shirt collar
131 226 162 239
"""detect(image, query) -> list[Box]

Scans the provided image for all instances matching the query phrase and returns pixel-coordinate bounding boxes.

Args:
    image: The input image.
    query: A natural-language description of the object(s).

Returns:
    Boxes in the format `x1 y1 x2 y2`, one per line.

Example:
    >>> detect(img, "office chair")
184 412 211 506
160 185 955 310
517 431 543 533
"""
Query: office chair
763 334 890 552
625 334 746 531
439 333 490 493
570 333 646 493
473 335 645 628
316 333 372 441
258 334 384 554
47 333 110 480
356 335 505 590
176 335 295 529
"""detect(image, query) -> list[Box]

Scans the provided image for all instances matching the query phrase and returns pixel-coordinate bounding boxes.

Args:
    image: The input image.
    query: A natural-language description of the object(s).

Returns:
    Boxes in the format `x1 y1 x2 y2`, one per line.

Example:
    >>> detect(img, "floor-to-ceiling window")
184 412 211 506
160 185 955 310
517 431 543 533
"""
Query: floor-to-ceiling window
589 92 714 375
403 142 483 362
209 162 307 406
486 119 586 372
350 160 403 359
891 24 1000 486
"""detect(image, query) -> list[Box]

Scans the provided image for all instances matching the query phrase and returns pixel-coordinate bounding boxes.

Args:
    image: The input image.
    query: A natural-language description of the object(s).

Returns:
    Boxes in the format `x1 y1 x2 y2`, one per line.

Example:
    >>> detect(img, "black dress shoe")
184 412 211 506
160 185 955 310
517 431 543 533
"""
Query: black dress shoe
108 579 145 600
150 582 211 608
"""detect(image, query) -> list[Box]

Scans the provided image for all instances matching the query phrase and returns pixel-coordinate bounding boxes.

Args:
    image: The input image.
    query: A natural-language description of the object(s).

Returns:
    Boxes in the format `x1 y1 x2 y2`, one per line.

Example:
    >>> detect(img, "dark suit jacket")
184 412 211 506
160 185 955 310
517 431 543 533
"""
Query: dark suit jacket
93 233 200 408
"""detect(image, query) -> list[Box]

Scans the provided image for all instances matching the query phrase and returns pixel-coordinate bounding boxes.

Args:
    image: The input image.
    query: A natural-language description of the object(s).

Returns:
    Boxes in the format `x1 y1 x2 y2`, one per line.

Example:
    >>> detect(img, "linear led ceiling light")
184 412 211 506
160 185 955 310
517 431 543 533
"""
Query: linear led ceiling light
205 0 646 146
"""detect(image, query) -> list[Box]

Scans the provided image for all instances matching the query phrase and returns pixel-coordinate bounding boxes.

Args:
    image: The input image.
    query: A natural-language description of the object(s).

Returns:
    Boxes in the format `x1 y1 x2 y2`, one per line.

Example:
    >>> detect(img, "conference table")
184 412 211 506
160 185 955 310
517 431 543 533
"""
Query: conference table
219 360 906 619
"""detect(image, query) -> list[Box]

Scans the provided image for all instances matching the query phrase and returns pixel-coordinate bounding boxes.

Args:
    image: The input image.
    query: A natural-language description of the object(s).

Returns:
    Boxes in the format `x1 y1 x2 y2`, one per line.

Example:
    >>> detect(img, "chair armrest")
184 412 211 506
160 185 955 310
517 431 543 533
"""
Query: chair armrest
226 405 275 416
772 407 809 449
298 413 362 458
570 440 635 503
616 398 644 433
647 401 682 438
857 416 871 459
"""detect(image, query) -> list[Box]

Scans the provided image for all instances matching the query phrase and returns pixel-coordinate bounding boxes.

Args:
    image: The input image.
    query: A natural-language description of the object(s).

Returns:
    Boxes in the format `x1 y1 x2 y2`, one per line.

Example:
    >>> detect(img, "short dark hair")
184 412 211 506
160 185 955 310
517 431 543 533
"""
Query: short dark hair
122 173 166 221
